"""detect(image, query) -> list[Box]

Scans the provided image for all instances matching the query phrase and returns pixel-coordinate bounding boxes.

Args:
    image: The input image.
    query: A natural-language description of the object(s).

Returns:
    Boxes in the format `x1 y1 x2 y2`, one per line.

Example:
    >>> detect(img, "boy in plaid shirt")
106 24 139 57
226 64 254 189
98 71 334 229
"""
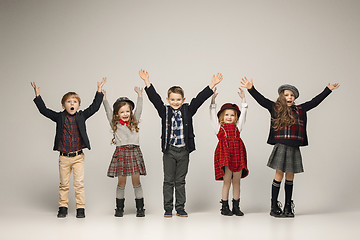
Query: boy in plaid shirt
31 78 106 218
139 69 223 217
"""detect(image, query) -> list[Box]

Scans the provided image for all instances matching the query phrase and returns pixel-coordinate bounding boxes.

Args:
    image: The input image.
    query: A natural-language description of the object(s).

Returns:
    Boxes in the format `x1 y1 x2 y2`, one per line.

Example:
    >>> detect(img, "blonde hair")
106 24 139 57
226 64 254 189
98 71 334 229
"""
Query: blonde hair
111 102 139 144
272 92 295 131
218 109 238 125
61 92 81 106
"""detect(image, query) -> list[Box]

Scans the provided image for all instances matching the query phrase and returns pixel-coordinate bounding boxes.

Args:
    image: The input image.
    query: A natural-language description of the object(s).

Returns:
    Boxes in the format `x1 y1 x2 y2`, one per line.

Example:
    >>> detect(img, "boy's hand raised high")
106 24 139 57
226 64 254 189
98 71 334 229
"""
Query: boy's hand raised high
30 82 40 97
139 69 151 88
209 73 223 90
97 77 107 92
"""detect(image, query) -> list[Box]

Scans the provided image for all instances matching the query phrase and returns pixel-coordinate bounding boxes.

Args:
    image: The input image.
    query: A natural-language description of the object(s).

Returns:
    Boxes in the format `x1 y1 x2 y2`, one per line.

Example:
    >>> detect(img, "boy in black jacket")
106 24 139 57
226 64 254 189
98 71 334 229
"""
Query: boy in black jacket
139 69 222 217
31 78 106 218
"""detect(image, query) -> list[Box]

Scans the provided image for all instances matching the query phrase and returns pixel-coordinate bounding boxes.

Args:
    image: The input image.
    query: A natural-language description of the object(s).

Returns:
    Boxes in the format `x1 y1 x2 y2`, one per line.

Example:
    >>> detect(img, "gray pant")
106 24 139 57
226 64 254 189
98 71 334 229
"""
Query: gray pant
163 146 190 211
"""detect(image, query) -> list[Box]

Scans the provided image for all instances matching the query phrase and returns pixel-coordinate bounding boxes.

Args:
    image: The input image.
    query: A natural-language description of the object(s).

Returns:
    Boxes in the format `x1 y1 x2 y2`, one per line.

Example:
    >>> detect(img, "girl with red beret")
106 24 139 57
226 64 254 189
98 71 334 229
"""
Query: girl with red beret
210 87 249 216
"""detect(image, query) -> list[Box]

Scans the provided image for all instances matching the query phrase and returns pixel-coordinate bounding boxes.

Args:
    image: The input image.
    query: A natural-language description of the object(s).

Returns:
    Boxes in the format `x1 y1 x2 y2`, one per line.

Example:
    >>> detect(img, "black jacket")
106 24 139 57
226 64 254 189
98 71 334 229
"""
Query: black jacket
145 84 213 153
33 92 104 151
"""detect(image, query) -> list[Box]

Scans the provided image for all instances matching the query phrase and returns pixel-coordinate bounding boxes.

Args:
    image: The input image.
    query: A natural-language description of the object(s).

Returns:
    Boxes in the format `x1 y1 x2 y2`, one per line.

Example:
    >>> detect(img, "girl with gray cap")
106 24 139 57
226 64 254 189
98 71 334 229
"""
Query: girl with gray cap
241 77 339 218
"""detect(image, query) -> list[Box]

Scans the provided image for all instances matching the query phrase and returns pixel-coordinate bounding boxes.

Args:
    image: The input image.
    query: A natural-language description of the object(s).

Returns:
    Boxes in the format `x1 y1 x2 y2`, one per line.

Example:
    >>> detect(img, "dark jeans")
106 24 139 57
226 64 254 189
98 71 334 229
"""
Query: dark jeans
163 146 190 211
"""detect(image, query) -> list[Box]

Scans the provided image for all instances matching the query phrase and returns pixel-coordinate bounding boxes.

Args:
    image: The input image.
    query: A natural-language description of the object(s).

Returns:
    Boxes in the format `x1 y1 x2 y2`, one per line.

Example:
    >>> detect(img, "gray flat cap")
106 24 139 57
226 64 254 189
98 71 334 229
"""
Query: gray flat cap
278 84 299 99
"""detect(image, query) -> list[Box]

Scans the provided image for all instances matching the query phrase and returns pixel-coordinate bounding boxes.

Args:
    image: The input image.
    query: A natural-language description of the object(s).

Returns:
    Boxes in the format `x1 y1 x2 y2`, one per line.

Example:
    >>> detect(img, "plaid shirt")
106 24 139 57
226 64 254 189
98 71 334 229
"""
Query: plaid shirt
58 113 85 152
273 105 304 142
169 109 185 147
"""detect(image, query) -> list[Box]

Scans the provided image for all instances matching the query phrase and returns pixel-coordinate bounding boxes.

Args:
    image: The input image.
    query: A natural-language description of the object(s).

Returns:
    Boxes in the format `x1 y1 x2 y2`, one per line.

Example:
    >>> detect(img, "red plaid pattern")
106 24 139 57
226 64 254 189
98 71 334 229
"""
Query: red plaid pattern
274 106 304 141
214 123 248 180
58 114 85 152
107 145 146 177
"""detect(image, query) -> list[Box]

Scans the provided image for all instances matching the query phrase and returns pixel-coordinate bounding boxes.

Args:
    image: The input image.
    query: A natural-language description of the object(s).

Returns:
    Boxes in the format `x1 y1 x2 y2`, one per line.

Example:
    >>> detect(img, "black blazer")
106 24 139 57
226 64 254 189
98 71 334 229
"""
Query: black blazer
33 92 104 151
145 84 213 153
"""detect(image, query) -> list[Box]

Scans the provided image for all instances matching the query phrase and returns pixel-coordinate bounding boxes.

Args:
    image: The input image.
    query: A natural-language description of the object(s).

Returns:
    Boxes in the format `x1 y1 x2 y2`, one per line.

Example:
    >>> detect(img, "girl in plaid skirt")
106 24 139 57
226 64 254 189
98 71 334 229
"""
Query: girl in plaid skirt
241 77 339 218
210 87 249 216
103 86 146 217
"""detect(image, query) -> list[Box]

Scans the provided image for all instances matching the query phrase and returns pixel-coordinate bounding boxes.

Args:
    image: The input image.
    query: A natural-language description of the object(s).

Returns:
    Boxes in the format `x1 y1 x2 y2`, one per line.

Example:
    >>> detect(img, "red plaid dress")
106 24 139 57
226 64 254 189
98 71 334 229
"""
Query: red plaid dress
214 123 248 180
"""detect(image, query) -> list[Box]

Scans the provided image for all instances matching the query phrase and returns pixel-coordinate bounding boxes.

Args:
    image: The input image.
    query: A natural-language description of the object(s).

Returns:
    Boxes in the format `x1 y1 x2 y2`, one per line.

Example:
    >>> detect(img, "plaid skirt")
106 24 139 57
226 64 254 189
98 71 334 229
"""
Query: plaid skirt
107 145 146 177
267 143 304 173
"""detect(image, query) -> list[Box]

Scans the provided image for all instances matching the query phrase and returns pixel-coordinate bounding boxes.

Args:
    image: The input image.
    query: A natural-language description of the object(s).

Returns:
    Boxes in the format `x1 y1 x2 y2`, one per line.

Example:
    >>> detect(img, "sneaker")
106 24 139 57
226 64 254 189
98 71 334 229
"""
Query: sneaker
164 210 173 218
176 209 188 217
57 207 68 218
76 208 85 218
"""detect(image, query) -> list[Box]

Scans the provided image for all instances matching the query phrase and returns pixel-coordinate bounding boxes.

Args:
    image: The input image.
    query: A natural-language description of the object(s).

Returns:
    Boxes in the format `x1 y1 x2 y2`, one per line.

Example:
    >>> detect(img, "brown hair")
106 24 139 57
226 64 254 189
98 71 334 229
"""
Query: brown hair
272 92 295 131
218 109 238 125
167 86 184 98
111 101 139 144
61 92 81 106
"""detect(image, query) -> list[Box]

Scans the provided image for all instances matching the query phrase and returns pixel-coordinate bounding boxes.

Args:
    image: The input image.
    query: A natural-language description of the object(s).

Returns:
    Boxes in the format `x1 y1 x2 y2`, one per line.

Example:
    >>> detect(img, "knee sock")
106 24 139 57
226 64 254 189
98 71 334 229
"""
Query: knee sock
285 180 293 204
133 184 143 199
116 186 125 199
271 179 281 201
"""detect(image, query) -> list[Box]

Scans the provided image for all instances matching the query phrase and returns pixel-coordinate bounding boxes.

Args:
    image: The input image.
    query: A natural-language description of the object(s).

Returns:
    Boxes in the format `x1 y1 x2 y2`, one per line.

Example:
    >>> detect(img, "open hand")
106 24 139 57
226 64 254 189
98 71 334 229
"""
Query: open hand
30 82 40 97
134 86 143 97
240 77 253 90
139 69 150 87
327 83 340 91
209 73 223 89
98 77 107 92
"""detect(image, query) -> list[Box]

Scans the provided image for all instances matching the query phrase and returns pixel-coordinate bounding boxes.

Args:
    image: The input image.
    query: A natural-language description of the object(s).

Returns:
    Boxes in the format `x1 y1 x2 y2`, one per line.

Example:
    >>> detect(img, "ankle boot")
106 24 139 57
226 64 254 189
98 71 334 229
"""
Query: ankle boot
270 199 283 217
220 200 233 216
232 199 244 216
135 198 145 217
283 200 295 218
115 198 125 217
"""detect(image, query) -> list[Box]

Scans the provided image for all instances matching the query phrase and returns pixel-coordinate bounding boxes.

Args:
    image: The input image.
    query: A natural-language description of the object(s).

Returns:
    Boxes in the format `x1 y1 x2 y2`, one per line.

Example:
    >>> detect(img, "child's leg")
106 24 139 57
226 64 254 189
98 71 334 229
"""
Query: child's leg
116 176 126 199
131 174 143 199
163 150 177 211
232 170 242 200
72 154 85 209
222 166 232 200
58 156 72 208
174 149 190 211
272 169 284 201
284 172 294 204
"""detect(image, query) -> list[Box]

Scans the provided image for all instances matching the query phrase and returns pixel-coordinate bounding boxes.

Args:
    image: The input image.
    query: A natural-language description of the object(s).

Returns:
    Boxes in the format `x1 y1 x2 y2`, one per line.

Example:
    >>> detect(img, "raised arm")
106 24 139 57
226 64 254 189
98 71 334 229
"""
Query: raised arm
82 78 105 119
300 83 339 112
236 88 248 132
31 82 59 121
30 82 40 97
209 73 223 90
241 77 273 110
209 88 220 133
102 90 113 126
139 69 151 88
133 86 143 121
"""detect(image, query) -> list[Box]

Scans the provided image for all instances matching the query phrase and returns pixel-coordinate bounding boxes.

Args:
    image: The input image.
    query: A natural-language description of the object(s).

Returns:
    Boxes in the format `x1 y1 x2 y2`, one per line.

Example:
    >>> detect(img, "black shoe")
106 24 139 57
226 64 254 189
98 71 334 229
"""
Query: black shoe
76 208 85 218
283 200 295 218
270 199 283 217
135 198 145 217
115 198 125 217
57 207 68 218
176 209 188 217
232 199 244 216
164 210 173 218
220 200 233 216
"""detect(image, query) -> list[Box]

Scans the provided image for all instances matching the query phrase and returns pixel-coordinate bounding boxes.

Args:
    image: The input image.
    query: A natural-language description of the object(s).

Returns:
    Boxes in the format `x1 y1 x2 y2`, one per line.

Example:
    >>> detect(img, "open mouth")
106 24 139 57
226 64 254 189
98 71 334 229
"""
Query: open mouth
70 107 74 110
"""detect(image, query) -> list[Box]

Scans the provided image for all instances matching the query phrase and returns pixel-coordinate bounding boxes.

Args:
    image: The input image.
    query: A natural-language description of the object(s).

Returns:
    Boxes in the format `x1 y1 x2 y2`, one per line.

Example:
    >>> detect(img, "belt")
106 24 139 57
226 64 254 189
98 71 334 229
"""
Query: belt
60 150 83 157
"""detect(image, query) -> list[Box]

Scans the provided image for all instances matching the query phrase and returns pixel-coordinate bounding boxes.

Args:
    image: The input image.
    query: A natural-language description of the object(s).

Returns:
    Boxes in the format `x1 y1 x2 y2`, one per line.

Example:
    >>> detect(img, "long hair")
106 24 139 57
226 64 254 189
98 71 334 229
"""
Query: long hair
218 109 239 125
111 101 139 144
272 92 295 131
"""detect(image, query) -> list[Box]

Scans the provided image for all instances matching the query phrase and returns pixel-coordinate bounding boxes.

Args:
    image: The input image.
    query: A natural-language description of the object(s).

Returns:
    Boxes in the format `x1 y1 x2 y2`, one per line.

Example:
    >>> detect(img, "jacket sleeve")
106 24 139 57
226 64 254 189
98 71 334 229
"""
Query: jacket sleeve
33 95 59 122
300 87 332 112
82 91 104 119
248 86 274 111
144 84 166 119
188 86 214 116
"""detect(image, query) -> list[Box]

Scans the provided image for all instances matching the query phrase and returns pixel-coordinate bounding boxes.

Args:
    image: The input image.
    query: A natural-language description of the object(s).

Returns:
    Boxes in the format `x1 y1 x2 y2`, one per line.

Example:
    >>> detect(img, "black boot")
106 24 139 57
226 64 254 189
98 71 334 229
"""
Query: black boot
220 200 233 216
76 208 85 218
270 199 283 217
232 199 244 216
135 198 145 217
115 198 125 217
57 207 68 218
283 200 295 218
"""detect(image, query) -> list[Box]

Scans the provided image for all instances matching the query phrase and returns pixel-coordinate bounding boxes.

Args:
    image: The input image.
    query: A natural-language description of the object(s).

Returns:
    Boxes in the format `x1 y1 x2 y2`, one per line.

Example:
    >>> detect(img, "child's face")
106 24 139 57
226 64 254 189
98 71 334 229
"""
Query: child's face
167 92 185 110
223 109 237 124
62 97 80 115
283 90 295 106
118 104 131 122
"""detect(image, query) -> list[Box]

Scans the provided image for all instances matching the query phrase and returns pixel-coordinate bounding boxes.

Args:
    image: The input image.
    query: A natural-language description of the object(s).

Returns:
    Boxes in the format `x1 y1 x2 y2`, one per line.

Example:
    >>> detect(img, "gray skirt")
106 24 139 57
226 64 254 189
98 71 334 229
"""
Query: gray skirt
267 143 304 173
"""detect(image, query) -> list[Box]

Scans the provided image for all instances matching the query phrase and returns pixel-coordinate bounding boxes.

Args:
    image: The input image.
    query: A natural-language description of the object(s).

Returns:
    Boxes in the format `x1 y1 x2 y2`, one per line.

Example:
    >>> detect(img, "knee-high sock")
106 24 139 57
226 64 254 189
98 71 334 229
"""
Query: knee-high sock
133 184 143 199
271 179 281 201
116 186 125 199
285 180 293 204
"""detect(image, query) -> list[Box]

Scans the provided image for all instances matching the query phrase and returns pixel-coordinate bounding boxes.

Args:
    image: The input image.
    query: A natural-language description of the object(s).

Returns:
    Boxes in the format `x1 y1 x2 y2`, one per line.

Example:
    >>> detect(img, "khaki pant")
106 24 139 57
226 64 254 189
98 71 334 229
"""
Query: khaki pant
58 153 85 209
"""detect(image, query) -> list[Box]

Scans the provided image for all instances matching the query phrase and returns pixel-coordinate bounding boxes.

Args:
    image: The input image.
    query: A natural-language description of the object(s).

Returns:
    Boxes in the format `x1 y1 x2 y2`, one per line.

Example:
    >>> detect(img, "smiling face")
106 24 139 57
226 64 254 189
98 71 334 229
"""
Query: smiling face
167 92 185 110
117 103 131 122
62 97 80 115
223 109 237 124
283 90 295 106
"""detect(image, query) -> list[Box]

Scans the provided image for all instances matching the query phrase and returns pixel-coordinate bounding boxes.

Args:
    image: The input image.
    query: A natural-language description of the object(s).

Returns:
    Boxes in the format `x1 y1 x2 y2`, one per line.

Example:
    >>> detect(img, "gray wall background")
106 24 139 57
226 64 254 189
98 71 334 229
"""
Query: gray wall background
0 0 358 215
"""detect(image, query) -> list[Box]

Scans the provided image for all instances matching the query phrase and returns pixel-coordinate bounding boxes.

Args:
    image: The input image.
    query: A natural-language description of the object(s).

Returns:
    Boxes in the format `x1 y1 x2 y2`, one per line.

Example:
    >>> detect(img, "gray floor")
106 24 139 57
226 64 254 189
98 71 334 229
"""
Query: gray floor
2 209 359 240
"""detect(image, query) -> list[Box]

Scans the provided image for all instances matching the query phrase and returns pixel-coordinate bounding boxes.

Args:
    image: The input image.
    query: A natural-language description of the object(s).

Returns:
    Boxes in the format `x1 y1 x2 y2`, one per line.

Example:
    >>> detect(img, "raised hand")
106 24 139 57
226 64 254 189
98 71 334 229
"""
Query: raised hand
139 69 150 87
209 73 223 89
30 82 40 97
327 83 340 91
102 89 107 100
240 77 253 90
237 88 246 103
211 87 218 104
98 77 107 92
134 86 143 97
